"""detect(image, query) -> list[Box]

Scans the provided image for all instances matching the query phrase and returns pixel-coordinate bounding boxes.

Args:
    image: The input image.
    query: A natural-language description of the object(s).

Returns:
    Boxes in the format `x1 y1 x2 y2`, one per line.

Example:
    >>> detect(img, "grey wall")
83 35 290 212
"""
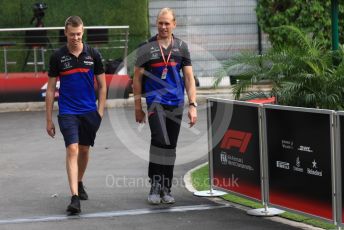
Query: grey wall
149 0 269 87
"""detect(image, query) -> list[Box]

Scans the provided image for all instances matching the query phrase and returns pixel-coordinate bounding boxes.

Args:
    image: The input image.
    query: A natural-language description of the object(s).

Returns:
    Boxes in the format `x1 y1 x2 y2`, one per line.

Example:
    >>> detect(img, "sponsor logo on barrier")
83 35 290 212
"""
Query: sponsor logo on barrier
307 168 322 176
220 151 228 165
220 129 252 153
281 140 294 150
276 161 290 170
219 151 254 171
306 159 323 177
292 156 304 173
298 145 313 153
296 157 301 167
312 159 317 168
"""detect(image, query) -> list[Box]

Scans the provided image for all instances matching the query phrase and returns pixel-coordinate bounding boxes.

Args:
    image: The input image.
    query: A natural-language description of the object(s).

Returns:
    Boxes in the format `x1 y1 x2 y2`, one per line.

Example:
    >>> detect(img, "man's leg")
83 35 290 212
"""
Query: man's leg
160 106 183 204
58 114 81 214
78 145 90 182
65 143 81 214
77 111 102 200
147 103 169 204
77 144 90 200
66 143 79 196
162 106 183 189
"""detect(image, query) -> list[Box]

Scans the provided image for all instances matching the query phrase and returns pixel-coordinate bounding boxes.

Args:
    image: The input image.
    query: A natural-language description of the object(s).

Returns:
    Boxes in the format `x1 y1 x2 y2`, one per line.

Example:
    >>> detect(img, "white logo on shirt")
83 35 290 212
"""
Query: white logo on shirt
63 62 71 70
61 56 72 63
84 60 94 65
150 53 159 60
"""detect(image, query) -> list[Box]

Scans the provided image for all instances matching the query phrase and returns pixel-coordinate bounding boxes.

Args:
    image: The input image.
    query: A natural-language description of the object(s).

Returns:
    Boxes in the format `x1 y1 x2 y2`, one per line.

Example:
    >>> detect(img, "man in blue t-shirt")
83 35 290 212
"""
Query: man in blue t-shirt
133 8 197 205
45 16 106 214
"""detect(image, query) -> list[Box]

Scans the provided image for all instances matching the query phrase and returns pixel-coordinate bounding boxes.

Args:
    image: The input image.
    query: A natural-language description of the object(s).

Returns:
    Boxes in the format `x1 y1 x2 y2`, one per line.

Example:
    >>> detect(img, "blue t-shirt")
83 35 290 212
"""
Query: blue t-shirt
135 35 192 107
48 43 104 114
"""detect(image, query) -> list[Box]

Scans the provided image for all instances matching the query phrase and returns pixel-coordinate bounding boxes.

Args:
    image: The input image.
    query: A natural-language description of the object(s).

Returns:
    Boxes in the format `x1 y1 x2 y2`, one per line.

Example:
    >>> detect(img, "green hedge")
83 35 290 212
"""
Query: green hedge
256 0 344 48
0 0 149 72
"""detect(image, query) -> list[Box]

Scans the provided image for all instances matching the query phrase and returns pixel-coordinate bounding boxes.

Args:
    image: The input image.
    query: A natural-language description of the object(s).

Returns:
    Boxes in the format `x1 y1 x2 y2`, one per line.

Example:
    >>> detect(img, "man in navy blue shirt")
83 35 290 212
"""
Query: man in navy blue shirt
45 16 106 214
133 8 197 205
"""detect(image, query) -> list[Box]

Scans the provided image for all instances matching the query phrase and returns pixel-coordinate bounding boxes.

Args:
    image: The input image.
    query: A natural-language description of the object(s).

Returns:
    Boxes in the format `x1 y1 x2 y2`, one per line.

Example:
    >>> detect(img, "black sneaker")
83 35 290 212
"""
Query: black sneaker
66 195 81 214
78 181 88 200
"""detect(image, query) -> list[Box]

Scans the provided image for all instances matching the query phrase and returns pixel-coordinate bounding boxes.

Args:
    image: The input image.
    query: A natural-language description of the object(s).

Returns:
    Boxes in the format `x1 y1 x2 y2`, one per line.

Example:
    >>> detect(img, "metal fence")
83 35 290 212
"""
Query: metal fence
0 26 129 75
205 98 344 227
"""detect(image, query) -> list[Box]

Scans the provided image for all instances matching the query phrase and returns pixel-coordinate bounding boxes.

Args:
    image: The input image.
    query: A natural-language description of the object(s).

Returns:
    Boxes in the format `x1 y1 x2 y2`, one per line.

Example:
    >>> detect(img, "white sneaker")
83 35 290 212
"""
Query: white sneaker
147 183 161 205
161 187 175 204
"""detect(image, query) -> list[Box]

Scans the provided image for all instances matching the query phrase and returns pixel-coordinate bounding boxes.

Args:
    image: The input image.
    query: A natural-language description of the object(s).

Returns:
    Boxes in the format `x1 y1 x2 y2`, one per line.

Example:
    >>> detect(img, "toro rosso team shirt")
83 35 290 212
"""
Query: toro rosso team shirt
48 44 104 115
135 35 192 107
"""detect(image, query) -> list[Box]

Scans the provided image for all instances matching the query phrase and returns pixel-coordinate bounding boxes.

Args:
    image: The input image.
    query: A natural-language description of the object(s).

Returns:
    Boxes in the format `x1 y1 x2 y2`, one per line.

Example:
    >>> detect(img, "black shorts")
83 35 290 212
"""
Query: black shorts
58 111 102 147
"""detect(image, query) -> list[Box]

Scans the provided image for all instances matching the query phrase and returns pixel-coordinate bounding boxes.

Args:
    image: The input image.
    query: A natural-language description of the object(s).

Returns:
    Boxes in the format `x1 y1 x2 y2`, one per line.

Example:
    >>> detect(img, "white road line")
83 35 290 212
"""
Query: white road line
0 204 229 225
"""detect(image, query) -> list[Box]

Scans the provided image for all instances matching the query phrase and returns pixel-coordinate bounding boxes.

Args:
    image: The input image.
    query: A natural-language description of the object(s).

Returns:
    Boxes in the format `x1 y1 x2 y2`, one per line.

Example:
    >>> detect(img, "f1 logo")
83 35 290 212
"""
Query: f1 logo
220 129 252 153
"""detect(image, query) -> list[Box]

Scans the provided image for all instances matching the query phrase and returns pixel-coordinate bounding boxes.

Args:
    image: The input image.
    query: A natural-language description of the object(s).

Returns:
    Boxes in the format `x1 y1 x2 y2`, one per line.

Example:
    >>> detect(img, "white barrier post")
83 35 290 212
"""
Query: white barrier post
246 105 284 216
194 99 227 197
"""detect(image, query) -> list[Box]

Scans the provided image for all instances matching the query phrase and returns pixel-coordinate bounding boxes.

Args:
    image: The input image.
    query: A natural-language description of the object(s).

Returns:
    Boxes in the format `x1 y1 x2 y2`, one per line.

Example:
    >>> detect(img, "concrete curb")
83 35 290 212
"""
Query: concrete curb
0 92 234 113
183 162 208 193
183 163 325 230
0 85 274 113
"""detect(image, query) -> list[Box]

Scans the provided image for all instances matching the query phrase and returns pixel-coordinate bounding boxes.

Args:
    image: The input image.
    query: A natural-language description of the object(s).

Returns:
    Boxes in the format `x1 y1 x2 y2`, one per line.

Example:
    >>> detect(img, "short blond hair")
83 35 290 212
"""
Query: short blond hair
157 8 176 21
64 16 83 30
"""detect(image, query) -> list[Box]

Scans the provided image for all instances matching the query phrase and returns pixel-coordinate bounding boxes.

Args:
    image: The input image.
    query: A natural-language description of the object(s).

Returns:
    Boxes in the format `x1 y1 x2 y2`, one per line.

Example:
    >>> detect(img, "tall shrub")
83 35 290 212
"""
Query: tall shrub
256 0 344 48
215 26 344 110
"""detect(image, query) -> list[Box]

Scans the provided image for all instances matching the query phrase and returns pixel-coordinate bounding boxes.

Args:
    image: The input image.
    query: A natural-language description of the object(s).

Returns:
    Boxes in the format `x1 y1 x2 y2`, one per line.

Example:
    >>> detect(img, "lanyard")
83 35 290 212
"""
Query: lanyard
158 36 174 67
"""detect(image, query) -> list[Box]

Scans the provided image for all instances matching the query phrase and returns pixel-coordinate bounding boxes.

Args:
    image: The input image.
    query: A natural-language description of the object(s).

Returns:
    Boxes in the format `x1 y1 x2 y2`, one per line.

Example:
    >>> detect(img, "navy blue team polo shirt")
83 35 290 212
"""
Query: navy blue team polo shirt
48 43 104 115
135 35 192 107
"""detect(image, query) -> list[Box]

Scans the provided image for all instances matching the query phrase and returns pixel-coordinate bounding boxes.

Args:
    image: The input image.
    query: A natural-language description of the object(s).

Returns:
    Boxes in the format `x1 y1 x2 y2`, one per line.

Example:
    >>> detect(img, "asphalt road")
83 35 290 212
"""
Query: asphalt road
0 107 304 230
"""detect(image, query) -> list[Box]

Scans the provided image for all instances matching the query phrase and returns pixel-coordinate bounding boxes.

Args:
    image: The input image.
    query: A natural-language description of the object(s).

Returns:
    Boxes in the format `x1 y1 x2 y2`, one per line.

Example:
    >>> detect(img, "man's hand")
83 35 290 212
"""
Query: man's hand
98 110 104 118
135 109 146 123
46 120 56 138
188 106 197 127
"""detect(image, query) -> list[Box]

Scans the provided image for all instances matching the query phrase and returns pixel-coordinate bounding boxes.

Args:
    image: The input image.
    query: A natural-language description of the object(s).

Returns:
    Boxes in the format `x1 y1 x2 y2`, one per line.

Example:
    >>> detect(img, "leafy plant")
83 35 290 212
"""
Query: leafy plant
215 25 344 110
256 0 344 48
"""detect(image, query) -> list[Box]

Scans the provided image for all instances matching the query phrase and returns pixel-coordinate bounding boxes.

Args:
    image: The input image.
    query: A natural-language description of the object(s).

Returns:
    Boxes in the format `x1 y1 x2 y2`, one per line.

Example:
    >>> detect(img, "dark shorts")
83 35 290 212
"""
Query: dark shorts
58 111 102 147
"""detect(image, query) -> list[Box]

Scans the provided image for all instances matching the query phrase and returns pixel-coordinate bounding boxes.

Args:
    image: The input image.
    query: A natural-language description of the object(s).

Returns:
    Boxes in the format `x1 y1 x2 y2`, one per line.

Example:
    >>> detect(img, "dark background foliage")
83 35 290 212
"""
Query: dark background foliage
256 0 344 48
